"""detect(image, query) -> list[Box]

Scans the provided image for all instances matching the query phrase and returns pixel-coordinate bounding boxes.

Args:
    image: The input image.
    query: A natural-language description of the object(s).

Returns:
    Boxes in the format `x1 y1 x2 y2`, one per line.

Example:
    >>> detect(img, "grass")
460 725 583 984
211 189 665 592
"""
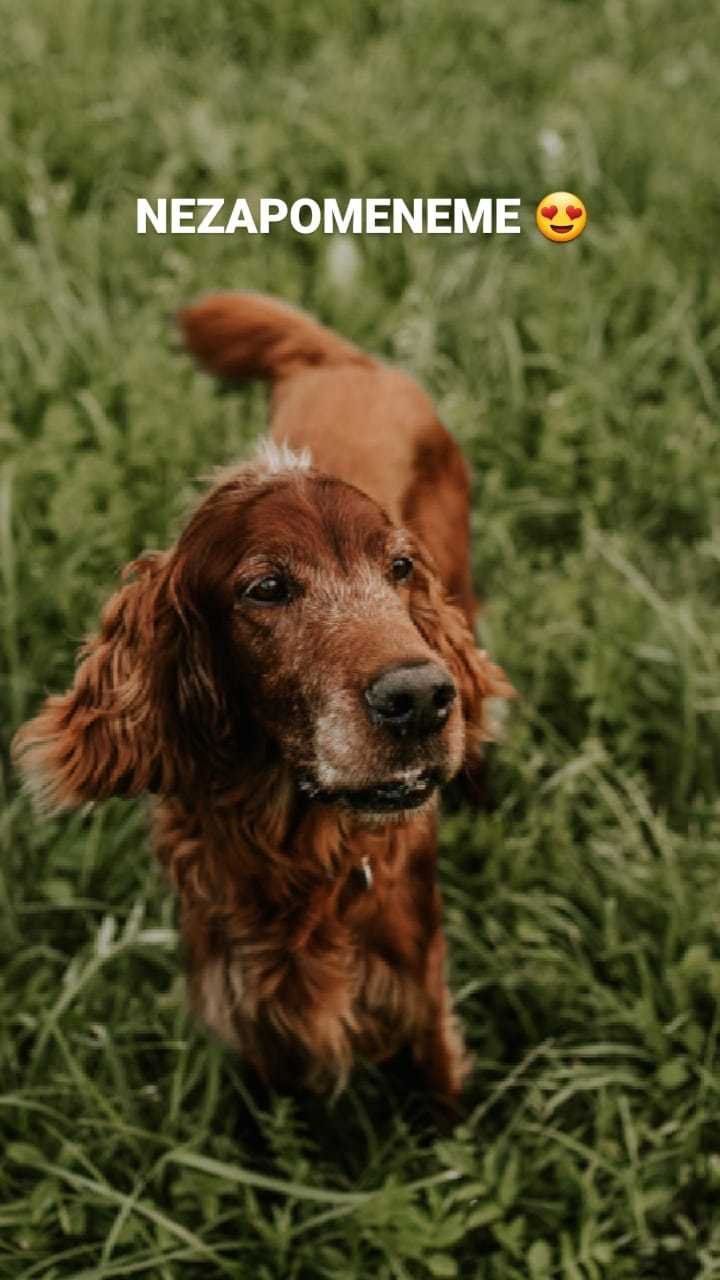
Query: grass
1 0 720 1274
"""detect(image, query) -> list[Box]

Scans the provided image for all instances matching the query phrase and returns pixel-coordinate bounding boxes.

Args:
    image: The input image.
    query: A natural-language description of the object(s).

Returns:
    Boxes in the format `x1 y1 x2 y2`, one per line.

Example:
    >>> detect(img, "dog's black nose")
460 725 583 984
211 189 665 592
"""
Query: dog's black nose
364 663 456 740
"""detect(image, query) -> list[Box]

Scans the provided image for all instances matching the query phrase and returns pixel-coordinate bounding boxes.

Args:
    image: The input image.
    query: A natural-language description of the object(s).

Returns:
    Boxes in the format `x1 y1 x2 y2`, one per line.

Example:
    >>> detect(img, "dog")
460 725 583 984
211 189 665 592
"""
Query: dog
14 293 512 1101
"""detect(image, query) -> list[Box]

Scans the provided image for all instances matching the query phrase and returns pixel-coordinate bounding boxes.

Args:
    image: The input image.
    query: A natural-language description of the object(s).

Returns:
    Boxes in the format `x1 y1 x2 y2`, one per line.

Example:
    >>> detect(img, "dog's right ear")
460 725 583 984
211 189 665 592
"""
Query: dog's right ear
13 554 175 813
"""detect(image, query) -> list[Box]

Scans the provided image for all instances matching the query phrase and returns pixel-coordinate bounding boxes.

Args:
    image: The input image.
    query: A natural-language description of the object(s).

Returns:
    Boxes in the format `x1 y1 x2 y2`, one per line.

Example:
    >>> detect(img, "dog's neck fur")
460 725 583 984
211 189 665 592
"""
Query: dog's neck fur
152 761 432 915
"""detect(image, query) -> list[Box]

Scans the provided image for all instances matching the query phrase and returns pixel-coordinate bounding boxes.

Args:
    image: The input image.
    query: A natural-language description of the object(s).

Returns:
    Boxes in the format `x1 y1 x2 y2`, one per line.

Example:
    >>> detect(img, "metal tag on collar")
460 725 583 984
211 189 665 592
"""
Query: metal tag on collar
361 856 373 890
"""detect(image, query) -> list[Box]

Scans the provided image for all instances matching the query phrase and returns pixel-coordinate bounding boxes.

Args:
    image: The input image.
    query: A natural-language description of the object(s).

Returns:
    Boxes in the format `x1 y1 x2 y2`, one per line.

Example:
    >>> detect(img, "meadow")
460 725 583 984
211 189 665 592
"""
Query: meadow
1 0 719 1275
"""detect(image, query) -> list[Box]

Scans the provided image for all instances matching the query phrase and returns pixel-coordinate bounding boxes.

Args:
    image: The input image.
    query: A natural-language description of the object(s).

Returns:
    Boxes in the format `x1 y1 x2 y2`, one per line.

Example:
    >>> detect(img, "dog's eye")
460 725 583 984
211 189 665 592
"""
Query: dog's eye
390 556 413 583
243 575 292 605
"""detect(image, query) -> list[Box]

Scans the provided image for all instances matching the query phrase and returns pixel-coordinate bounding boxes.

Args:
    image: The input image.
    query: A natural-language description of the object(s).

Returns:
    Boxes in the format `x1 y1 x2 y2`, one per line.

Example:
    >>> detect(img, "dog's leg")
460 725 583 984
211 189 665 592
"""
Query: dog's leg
413 927 472 1105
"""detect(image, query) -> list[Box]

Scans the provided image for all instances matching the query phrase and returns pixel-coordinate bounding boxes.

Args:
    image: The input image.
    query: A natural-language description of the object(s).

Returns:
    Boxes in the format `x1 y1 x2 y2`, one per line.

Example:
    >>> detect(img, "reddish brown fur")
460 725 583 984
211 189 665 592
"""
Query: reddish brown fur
14 292 512 1102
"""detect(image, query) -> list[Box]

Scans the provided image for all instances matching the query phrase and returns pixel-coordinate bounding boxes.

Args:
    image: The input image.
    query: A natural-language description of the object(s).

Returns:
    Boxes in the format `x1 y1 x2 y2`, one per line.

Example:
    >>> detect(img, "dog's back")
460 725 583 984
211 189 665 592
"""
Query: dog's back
179 292 475 624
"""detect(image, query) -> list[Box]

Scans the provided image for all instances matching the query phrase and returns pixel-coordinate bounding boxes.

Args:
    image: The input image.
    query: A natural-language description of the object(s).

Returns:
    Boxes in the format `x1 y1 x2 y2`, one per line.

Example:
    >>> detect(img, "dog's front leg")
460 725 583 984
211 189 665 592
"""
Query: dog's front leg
413 925 472 1104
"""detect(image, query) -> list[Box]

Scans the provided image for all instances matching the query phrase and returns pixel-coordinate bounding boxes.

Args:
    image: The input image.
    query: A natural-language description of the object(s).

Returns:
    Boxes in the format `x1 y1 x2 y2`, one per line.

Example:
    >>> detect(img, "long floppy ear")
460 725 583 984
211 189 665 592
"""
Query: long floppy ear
409 547 514 768
13 547 241 814
12 554 178 812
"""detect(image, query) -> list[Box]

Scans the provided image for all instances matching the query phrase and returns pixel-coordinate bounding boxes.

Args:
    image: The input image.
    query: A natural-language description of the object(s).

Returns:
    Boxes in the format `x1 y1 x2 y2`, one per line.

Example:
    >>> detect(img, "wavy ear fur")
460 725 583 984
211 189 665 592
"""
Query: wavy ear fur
13 555 172 811
12 553 237 813
409 547 514 766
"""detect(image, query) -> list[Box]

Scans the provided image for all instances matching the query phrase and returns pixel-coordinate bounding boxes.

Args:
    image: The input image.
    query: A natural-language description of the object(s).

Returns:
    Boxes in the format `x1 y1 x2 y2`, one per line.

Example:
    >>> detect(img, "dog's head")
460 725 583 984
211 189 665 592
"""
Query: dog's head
14 448 511 820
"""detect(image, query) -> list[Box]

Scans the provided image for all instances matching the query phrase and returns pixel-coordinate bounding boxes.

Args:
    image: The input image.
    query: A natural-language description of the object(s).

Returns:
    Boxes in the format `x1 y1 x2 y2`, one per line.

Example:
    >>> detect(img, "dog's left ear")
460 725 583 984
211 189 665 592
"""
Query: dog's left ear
13 554 176 812
409 547 514 767
13 552 238 813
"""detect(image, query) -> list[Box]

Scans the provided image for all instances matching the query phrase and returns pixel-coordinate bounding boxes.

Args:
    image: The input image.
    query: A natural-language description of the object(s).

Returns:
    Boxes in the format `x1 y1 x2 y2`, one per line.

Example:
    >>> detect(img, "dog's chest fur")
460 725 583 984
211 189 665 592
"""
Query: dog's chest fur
153 796 443 1088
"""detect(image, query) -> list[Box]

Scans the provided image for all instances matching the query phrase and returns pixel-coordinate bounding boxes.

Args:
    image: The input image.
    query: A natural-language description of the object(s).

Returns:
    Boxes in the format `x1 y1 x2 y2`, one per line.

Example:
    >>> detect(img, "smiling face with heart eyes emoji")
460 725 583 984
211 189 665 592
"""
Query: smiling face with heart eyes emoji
536 191 587 243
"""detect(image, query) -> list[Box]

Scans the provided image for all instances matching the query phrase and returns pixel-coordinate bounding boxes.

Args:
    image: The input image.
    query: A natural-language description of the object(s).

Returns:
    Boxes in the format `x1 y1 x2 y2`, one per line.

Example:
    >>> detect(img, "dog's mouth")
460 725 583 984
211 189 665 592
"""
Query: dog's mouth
299 768 441 814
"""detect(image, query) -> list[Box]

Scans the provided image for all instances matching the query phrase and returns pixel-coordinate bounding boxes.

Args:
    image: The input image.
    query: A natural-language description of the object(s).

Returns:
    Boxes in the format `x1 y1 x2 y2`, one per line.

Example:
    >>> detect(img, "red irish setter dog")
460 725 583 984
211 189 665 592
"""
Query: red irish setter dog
14 293 512 1102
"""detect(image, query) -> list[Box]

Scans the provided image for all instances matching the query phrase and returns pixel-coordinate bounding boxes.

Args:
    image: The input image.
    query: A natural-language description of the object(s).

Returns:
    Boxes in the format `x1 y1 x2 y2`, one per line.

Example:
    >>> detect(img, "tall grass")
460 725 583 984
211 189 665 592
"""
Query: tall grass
1 0 719 1275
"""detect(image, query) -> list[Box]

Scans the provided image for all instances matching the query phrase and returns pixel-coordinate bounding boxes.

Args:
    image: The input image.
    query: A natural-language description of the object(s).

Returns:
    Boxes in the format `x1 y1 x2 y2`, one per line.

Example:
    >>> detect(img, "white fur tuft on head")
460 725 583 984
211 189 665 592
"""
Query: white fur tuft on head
255 438 313 475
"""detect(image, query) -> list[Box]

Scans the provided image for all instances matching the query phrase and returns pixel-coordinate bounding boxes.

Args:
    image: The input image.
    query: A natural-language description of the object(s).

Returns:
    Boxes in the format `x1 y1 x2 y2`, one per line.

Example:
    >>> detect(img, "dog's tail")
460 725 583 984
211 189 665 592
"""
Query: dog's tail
178 291 373 385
